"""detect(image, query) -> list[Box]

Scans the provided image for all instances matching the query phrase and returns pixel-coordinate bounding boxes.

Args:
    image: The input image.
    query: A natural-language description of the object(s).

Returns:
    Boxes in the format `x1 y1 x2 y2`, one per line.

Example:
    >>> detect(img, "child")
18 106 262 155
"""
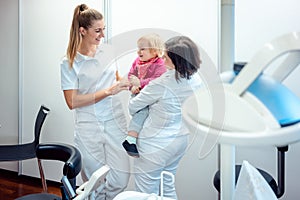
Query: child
122 33 166 157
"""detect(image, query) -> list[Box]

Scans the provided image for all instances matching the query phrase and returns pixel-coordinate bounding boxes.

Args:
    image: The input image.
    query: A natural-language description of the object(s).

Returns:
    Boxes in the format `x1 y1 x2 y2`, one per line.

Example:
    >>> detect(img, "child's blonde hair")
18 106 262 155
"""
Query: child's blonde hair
137 33 165 58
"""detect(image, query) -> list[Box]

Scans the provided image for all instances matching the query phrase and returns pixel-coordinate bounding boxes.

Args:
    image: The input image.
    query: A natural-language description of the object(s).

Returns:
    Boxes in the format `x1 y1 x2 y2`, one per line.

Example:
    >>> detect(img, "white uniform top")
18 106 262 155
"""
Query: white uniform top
60 45 124 123
129 69 202 153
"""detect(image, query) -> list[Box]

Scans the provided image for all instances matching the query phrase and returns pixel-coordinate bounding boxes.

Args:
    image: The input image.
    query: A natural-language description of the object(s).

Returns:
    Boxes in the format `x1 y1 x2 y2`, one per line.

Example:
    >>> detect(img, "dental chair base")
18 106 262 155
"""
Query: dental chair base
213 145 288 198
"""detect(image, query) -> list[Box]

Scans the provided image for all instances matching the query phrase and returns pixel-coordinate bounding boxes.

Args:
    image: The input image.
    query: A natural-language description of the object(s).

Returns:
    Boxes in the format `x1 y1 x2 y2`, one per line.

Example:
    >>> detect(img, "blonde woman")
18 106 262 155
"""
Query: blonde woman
60 4 130 200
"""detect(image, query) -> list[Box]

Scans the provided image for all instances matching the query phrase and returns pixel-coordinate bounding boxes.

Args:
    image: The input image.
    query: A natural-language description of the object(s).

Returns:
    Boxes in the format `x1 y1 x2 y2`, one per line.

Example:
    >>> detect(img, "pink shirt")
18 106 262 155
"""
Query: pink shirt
128 57 166 89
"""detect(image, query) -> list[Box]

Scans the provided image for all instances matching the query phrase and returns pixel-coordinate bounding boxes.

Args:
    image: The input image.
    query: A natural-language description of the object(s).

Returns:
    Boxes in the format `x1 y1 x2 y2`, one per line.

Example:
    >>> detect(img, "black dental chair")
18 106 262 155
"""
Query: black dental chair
16 143 82 200
0 105 82 199
0 105 50 162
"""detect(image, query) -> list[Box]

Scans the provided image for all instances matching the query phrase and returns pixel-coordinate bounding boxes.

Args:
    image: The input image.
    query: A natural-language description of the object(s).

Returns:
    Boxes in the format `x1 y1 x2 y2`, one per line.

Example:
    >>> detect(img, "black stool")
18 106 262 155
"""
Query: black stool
213 146 288 198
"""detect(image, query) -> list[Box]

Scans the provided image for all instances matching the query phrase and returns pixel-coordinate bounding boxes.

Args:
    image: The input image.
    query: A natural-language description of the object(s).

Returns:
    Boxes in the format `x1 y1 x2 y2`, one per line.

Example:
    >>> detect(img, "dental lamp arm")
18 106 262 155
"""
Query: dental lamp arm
231 32 300 96
270 51 300 82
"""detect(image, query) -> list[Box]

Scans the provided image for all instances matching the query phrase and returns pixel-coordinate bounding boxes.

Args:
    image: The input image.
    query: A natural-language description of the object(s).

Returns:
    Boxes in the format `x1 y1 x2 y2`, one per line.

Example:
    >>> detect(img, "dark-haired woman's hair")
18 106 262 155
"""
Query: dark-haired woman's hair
165 36 201 81
67 4 103 67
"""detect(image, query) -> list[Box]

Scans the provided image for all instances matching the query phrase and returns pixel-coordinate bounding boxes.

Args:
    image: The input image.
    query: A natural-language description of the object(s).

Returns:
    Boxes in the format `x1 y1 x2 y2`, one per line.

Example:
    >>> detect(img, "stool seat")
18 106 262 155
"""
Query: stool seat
213 165 278 195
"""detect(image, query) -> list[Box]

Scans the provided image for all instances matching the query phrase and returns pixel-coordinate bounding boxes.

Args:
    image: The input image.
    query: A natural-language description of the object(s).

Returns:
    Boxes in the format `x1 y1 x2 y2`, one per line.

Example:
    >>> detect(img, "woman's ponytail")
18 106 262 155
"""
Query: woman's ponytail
67 4 88 68
66 4 103 68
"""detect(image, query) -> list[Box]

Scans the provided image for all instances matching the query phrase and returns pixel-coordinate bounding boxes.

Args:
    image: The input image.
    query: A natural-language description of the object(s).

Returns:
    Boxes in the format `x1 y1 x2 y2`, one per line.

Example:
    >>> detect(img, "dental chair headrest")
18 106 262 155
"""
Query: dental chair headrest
229 62 300 127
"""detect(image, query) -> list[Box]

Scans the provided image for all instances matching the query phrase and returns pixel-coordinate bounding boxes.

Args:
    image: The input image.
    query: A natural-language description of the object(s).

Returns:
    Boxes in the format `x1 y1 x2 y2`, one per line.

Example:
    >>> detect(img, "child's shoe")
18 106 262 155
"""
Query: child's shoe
122 140 140 158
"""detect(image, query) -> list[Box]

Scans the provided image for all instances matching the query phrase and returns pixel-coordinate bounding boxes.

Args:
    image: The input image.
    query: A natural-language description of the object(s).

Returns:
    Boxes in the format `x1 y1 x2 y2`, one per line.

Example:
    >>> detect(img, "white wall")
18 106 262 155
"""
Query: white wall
235 0 300 61
110 0 219 63
0 0 19 171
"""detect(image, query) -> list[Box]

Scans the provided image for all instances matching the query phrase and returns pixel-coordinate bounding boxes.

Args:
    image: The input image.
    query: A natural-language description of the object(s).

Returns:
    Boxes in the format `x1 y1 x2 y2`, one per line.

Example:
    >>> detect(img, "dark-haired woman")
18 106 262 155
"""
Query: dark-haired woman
130 36 202 199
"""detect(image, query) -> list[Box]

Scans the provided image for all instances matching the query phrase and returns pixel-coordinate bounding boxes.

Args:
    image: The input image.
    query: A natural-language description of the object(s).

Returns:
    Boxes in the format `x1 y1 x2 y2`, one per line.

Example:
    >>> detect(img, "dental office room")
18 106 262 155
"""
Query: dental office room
1 0 300 199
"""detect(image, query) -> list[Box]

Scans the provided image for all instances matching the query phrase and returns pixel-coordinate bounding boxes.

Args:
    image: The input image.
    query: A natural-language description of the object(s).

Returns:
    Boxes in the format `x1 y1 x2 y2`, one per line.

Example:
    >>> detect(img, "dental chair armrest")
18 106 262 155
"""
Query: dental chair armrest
36 143 82 179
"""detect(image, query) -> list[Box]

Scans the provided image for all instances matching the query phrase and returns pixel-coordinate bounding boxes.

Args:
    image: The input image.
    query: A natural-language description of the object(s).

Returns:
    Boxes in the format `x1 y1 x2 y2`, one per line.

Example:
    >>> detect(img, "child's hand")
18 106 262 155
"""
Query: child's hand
131 86 140 94
130 75 141 87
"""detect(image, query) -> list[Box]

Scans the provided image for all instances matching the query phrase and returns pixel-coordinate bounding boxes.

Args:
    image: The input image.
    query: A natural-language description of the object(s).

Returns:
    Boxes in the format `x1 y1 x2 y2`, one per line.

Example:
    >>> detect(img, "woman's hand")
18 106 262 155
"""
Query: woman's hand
107 79 130 95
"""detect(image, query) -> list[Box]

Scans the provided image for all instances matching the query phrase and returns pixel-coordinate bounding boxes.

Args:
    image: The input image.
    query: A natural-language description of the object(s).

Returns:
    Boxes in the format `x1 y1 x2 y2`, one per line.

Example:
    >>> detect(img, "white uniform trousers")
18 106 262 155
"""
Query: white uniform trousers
75 118 130 200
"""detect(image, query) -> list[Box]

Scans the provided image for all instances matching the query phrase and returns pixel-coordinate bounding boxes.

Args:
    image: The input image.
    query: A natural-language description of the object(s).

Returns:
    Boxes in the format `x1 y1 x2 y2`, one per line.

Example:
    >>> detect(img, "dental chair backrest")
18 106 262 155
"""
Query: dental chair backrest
195 32 300 132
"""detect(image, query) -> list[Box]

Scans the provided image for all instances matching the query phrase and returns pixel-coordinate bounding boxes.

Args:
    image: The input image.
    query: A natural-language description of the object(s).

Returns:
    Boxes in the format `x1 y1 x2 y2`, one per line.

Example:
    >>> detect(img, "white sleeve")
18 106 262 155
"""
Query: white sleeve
60 59 78 90
128 81 164 115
